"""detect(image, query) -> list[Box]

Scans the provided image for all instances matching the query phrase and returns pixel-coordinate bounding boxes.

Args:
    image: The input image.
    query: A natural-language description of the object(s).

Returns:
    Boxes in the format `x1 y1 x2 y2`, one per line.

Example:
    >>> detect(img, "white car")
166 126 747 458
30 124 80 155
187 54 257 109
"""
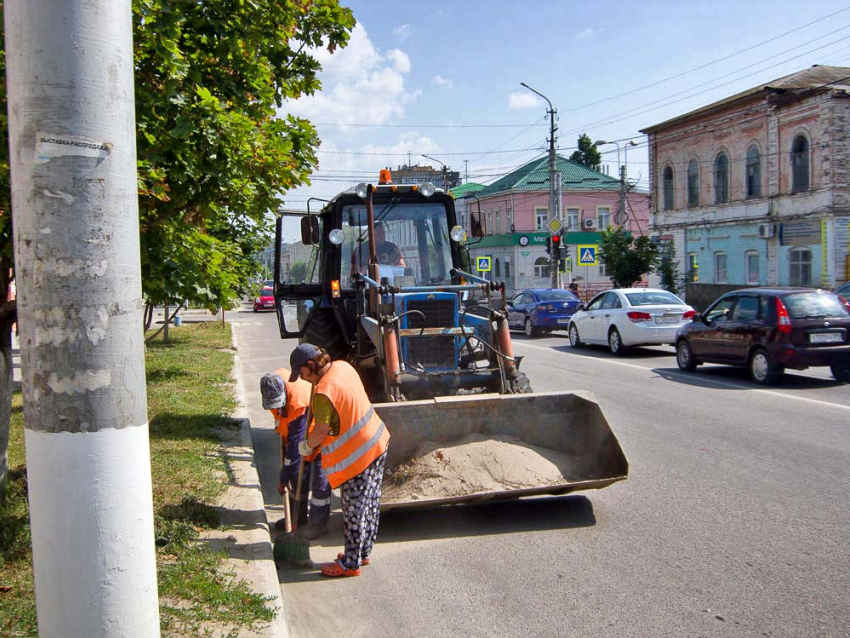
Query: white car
568 288 695 355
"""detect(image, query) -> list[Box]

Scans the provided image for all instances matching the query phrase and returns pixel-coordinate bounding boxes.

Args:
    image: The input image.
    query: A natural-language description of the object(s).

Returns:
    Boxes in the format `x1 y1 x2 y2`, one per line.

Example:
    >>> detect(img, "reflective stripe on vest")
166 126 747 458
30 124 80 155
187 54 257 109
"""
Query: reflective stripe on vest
323 407 375 455
323 420 387 477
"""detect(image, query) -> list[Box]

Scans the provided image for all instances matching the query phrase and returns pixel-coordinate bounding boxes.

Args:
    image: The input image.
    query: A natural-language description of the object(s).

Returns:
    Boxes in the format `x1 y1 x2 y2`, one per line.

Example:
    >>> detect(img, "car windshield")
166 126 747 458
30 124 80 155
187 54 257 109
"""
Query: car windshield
260 287 273 296
340 201 452 287
782 292 849 318
536 290 579 301
625 291 685 306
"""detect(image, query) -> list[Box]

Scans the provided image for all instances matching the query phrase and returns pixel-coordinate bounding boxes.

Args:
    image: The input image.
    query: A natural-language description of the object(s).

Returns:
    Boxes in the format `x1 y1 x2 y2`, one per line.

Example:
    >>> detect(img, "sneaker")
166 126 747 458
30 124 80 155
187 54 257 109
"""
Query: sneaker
298 522 328 541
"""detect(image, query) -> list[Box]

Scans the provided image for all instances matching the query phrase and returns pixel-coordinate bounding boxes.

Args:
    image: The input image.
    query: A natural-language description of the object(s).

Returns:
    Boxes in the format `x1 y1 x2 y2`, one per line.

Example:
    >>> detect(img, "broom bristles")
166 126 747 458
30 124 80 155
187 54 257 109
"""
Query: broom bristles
273 531 312 565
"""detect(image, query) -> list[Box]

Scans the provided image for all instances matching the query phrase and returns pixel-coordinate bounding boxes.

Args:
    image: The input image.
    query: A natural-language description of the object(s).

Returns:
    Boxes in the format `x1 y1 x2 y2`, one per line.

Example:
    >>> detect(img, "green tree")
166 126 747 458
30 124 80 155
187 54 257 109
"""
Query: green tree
598 228 659 289
0 0 355 501
290 260 307 282
657 241 684 295
569 133 601 169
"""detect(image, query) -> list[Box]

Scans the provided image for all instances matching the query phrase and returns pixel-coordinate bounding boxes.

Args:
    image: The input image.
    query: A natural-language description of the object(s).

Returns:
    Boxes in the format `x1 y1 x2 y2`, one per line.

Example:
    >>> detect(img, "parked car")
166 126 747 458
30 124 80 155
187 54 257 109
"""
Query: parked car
506 288 582 337
675 288 850 385
568 288 695 355
253 283 275 312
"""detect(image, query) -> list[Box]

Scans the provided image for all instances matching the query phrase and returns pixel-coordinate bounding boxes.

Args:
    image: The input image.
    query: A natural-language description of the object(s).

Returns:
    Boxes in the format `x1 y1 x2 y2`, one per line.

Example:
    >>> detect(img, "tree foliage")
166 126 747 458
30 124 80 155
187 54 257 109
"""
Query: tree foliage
598 228 659 289
569 133 601 169
134 0 355 310
657 241 684 295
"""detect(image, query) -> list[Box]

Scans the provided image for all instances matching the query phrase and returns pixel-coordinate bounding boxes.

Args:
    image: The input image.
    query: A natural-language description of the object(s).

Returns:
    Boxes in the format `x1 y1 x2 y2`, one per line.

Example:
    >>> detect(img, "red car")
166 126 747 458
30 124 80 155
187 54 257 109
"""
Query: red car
253 282 275 312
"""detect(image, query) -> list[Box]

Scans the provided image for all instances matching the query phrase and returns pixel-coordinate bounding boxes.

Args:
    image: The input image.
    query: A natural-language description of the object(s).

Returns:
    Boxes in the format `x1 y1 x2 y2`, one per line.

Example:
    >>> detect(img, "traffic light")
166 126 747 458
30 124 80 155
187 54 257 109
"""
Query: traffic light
558 241 569 261
550 233 561 257
545 235 552 255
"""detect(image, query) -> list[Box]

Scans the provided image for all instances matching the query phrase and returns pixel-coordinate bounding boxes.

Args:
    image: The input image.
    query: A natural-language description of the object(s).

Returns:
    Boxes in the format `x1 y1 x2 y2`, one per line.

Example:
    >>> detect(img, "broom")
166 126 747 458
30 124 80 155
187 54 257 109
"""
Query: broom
273 407 312 566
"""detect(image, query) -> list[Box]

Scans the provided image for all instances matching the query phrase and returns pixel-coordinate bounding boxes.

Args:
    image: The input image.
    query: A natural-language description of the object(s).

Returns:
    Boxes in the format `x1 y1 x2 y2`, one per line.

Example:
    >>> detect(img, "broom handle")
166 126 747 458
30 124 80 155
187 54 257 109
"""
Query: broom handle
281 436 292 535
292 386 314 534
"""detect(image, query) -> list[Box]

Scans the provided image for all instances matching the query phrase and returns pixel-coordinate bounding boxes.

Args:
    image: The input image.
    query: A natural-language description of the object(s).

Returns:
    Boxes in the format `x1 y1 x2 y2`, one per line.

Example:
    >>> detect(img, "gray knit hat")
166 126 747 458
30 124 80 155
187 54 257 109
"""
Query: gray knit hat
260 373 286 410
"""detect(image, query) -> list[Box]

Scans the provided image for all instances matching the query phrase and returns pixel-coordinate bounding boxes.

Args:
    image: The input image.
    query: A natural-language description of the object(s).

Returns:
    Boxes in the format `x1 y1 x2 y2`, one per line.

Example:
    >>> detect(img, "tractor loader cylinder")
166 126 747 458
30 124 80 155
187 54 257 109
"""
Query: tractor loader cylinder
382 322 402 392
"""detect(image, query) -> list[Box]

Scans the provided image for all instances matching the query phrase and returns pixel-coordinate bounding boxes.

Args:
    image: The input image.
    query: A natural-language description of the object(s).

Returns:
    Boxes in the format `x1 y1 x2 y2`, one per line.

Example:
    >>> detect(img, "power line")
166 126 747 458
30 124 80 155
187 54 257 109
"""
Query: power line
312 121 548 129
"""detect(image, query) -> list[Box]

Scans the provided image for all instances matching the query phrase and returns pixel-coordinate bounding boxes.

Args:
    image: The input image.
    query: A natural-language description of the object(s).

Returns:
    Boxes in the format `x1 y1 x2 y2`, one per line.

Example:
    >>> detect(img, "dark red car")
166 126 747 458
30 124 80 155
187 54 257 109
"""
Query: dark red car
675 288 850 385
253 281 275 312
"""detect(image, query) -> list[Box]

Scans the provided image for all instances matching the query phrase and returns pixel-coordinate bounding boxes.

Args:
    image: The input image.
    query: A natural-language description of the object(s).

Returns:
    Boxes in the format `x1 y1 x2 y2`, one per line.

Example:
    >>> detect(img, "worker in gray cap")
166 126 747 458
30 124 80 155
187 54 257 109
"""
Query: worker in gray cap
260 369 330 539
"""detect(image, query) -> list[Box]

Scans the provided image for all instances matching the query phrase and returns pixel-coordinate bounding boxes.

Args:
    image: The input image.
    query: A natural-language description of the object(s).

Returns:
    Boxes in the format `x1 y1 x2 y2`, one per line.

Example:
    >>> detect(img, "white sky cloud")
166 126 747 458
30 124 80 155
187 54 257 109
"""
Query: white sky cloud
508 92 541 110
393 23 413 40
433 75 453 88
575 27 604 39
281 24 417 127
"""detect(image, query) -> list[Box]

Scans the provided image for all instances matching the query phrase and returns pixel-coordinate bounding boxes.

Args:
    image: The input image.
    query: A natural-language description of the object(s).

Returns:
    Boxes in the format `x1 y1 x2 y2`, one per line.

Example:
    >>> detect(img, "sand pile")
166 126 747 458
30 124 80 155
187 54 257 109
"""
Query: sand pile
383 433 574 502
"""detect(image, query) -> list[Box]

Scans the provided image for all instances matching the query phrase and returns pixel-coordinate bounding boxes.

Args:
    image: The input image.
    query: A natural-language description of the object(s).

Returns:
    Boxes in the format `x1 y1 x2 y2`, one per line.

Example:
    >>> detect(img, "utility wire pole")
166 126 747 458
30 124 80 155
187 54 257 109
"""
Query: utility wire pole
6 1 160 635
521 82 560 288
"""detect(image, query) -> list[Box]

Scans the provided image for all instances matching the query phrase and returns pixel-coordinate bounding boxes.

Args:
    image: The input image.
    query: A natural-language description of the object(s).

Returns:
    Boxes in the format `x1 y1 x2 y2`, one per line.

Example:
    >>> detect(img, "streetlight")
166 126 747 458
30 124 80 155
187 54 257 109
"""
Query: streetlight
422 154 449 191
521 82 560 288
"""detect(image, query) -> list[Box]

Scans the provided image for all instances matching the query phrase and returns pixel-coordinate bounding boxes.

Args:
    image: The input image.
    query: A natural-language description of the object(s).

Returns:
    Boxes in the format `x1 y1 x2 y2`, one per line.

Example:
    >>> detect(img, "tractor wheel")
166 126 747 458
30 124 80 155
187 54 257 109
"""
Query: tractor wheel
301 309 349 361
509 371 533 394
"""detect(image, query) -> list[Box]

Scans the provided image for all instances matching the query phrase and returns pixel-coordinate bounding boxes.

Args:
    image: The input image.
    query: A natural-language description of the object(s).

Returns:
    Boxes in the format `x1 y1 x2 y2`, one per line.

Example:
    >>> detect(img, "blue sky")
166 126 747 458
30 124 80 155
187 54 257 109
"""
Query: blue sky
280 0 850 210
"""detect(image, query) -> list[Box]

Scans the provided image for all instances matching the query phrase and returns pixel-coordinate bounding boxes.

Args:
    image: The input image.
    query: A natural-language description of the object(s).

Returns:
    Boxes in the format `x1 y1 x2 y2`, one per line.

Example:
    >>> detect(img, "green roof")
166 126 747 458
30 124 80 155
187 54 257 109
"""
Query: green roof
477 154 620 197
450 182 485 198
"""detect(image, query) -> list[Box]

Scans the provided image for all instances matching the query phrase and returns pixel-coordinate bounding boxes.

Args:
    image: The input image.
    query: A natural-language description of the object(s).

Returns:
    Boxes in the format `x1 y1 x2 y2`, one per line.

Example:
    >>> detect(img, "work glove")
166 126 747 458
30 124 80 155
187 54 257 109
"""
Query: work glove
298 440 314 457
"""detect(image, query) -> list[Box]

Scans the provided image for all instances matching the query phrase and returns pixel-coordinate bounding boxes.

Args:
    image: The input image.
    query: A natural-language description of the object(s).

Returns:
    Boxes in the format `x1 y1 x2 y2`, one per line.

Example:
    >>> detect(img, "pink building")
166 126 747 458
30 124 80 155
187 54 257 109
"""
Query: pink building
462 154 650 294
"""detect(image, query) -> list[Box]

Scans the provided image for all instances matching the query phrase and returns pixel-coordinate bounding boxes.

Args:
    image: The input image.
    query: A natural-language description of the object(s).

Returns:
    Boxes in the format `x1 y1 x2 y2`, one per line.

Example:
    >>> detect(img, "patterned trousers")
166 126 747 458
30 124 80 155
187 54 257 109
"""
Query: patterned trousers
338 451 387 570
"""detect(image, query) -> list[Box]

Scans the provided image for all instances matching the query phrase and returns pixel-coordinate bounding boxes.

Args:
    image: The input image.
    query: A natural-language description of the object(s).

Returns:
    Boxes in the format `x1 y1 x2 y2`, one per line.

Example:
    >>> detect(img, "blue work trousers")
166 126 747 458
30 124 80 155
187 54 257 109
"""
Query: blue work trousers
279 414 331 526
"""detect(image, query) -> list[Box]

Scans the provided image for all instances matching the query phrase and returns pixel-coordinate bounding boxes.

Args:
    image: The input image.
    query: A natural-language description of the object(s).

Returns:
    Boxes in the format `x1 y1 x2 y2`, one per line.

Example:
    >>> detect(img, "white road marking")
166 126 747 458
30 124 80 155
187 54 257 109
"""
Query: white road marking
516 341 850 413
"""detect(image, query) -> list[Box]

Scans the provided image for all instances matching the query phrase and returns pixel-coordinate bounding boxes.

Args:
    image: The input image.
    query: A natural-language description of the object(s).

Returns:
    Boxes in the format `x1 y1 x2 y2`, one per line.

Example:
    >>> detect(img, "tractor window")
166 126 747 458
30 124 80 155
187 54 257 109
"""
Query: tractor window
340 202 453 287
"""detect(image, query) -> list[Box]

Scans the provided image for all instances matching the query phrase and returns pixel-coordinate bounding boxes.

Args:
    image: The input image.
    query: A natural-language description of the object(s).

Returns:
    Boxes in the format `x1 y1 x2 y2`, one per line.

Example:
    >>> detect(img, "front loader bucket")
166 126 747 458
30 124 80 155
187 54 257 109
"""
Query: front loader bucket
375 391 628 511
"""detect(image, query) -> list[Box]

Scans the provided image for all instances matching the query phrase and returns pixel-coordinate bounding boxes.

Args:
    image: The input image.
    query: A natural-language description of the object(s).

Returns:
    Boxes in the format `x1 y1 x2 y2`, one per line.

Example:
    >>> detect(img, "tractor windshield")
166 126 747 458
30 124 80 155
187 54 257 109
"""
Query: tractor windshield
340 201 453 287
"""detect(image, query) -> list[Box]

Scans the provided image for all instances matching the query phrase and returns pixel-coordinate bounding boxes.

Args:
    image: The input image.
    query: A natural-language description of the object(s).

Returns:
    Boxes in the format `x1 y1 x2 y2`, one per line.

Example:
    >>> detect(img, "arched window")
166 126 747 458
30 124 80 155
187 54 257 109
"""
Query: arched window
714 153 729 204
791 135 810 193
746 145 761 198
663 166 674 210
533 256 550 279
687 159 700 207
495 258 501 278
789 247 812 286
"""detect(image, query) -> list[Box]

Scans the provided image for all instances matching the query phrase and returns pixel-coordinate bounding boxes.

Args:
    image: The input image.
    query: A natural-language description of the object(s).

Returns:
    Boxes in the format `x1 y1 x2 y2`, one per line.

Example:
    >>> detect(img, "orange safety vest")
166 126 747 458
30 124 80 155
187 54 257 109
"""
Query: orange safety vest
314 361 390 489
272 368 313 439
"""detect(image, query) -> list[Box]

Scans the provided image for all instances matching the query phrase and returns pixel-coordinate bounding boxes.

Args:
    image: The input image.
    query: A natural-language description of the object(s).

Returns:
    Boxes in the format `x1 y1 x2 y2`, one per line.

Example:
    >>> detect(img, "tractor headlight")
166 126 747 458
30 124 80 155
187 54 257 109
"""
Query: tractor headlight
329 229 345 245
355 182 369 199
450 225 466 242
419 182 436 198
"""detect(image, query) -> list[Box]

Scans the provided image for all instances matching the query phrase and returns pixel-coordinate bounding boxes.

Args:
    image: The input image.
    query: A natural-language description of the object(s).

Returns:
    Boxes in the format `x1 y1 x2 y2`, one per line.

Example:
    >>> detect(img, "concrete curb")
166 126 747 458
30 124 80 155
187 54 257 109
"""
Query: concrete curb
197 324 289 638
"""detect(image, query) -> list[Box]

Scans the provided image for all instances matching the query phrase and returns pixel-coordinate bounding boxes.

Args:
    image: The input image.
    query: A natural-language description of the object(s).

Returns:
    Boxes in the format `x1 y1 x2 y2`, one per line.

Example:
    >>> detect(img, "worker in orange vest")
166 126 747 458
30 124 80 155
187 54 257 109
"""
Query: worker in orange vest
289 343 390 577
260 369 331 539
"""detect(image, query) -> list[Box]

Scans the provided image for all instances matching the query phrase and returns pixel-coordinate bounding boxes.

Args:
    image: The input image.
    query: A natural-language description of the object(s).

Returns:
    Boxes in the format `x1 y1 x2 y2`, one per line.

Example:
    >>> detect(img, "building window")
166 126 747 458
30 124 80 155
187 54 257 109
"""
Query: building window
663 166 674 210
597 206 611 230
494 258 501 278
534 256 550 278
566 207 580 230
791 135 810 193
505 260 510 278
746 250 760 284
688 253 699 282
746 145 761 198
535 207 548 230
687 159 700 207
599 260 607 277
495 211 501 234
789 247 812 286
714 153 729 204
714 252 727 284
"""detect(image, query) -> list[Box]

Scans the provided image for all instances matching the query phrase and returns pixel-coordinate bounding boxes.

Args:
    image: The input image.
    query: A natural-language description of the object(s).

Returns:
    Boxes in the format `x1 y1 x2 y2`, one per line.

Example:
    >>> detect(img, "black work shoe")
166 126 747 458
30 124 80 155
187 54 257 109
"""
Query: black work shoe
273 517 288 532
298 522 329 541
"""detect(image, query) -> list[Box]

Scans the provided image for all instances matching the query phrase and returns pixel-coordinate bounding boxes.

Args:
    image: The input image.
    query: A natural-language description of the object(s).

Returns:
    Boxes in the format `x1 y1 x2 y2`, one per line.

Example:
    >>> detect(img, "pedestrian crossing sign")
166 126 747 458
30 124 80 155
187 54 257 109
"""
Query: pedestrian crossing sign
476 256 492 272
577 244 598 266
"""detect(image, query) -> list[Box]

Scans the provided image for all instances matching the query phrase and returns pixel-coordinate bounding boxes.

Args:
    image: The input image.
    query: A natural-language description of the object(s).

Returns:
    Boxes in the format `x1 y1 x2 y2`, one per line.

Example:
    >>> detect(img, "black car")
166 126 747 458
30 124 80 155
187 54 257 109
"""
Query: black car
675 288 850 385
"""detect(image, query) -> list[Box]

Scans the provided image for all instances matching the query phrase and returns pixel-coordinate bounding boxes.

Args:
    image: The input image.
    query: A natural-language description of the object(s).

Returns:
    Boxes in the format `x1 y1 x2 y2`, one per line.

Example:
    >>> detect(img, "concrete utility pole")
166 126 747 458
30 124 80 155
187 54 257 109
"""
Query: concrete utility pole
619 164 627 228
6 1 160 636
520 82 560 288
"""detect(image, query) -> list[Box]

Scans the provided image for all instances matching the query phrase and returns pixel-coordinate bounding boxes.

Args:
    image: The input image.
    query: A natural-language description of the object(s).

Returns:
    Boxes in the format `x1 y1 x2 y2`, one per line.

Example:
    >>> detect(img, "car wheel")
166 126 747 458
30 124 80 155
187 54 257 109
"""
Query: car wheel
676 339 697 372
253 306 258 313
749 348 782 385
569 324 583 348
524 317 537 337
830 363 850 383
608 327 626 356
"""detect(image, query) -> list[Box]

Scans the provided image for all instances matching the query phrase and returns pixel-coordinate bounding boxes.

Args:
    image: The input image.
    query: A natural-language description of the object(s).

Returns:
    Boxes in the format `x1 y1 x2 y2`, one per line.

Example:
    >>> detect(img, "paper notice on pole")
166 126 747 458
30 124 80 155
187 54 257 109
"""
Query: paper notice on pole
36 132 112 165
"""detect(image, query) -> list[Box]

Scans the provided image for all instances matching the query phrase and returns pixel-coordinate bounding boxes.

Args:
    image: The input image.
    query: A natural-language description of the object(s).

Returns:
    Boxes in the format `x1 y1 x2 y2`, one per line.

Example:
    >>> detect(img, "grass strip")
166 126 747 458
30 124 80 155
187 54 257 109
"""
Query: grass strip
1 322 274 637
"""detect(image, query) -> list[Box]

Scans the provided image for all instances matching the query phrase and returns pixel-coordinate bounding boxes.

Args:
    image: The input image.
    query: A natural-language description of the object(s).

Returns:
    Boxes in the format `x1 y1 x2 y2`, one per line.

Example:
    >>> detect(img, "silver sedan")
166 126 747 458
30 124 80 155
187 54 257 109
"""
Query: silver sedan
568 288 695 355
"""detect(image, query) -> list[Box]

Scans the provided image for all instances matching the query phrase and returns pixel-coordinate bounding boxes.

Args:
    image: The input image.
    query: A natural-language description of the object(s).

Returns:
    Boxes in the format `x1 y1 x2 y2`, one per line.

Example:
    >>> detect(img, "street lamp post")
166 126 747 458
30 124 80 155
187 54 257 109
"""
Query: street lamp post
596 139 637 229
521 82 560 288
422 154 449 191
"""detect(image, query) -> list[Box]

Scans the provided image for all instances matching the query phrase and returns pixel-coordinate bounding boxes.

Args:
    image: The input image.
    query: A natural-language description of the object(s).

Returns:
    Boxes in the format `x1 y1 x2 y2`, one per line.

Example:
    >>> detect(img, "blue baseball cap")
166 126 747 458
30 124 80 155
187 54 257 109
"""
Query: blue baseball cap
289 343 321 382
